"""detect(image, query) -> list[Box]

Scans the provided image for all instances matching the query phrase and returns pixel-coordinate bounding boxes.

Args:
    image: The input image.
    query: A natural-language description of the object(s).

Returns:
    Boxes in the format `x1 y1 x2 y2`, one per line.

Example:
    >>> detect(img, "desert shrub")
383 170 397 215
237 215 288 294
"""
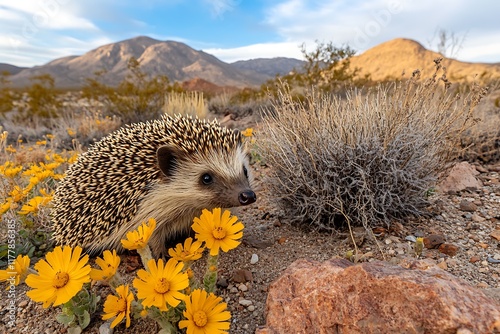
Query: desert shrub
164 91 208 118
82 57 172 124
259 61 486 231
0 72 14 113
15 74 61 120
459 84 500 162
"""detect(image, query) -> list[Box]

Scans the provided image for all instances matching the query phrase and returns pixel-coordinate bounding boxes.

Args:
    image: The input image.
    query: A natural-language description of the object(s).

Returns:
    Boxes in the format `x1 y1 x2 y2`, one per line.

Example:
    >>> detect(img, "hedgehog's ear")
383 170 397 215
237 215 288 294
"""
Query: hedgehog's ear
157 145 184 178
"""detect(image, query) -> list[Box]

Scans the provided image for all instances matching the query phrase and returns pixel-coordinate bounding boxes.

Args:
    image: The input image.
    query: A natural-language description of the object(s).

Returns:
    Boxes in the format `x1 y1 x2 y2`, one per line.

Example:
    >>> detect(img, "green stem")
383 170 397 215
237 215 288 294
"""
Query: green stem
203 254 218 293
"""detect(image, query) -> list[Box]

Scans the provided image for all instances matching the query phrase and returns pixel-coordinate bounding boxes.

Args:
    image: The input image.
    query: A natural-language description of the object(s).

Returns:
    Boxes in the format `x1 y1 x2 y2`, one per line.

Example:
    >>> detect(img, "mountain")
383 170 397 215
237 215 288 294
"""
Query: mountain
0 63 27 75
349 38 500 82
231 57 305 77
8 36 268 88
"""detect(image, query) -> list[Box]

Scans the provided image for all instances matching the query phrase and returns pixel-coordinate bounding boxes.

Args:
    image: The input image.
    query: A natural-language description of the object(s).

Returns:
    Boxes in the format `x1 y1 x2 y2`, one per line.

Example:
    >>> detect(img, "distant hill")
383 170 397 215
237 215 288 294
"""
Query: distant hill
231 57 305 77
5 37 500 89
349 38 500 82
0 63 27 75
8 36 268 88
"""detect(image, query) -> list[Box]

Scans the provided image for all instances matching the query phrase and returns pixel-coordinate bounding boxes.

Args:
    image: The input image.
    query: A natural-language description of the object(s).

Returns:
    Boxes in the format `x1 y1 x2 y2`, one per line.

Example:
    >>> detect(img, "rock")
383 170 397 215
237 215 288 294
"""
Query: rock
490 229 500 241
470 256 481 263
438 162 483 193
257 258 500 334
238 283 248 292
459 200 478 212
250 253 259 264
216 277 229 288
423 234 445 249
438 243 459 256
232 269 253 283
99 322 113 334
243 236 273 249
238 299 253 307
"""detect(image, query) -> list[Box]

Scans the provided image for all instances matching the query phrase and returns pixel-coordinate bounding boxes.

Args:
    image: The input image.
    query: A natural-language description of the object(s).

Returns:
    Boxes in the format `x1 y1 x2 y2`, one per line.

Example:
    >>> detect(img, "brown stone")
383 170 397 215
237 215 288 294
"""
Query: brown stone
470 256 481 263
232 269 253 283
438 243 459 256
459 200 478 212
490 229 500 241
438 162 483 193
257 258 500 334
423 234 445 249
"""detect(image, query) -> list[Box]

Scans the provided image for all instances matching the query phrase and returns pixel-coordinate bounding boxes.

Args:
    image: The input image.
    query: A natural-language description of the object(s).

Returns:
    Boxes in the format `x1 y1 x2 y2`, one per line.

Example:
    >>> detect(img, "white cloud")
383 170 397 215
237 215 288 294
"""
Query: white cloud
203 0 238 17
260 0 500 63
204 42 304 63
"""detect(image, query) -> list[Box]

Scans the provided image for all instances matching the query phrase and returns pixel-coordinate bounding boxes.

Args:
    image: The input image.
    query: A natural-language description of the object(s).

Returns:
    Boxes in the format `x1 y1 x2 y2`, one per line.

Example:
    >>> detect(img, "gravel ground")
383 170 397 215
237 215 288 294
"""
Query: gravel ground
1 161 500 334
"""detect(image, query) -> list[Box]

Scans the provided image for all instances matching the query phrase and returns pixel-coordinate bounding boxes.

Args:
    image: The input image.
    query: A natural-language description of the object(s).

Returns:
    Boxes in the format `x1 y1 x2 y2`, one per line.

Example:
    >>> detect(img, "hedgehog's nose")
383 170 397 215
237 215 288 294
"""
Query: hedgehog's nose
239 190 256 205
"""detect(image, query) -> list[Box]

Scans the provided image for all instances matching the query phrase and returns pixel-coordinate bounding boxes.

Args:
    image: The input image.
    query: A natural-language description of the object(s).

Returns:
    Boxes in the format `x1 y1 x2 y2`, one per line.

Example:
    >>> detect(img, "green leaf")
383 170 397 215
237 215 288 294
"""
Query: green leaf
55 313 75 325
80 310 91 329
67 326 82 334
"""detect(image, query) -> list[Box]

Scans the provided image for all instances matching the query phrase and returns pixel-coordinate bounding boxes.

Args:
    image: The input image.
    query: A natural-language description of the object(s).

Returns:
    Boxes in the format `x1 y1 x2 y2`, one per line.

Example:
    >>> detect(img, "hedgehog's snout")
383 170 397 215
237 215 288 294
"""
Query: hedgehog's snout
238 190 256 205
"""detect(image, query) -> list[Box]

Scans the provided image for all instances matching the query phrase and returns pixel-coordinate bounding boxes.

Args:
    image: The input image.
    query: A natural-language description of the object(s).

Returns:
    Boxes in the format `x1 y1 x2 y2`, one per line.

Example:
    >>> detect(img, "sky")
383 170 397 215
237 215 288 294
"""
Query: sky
1 0 500 67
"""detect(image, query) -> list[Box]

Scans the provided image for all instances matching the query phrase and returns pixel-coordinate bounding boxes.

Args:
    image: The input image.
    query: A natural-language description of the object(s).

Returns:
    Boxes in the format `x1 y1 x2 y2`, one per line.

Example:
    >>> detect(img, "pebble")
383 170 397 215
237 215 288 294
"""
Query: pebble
405 235 417 242
438 243 459 256
238 283 248 292
233 269 253 283
469 256 481 263
459 200 477 212
490 229 500 241
250 253 259 264
239 299 253 307
247 305 255 312
230 287 238 293
487 256 500 264
18 301 28 308
423 234 445 249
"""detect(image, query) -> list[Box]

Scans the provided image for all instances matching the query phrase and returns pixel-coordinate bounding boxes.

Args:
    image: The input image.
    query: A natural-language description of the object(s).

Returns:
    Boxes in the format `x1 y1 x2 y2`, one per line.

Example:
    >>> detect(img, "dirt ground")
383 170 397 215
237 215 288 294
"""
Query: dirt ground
1 159 500 334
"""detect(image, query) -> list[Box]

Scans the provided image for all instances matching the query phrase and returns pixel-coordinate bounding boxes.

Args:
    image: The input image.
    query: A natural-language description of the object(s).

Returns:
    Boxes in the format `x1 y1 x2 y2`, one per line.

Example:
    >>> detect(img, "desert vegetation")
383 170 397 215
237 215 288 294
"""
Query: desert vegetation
1 40 499 333
259 61 487 232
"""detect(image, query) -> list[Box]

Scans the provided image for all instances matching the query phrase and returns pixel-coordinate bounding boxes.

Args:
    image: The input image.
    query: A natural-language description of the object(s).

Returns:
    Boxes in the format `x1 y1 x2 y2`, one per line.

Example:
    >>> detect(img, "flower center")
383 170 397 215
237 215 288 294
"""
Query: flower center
212 227 226 240
117 298 127 313
193 310 208 327
154 278 170 294
52 271 70 289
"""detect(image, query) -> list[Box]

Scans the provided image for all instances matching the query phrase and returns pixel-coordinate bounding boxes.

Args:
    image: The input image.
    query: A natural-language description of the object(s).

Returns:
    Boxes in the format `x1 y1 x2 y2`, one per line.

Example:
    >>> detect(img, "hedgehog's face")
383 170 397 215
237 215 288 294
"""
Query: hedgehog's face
156 144 256 209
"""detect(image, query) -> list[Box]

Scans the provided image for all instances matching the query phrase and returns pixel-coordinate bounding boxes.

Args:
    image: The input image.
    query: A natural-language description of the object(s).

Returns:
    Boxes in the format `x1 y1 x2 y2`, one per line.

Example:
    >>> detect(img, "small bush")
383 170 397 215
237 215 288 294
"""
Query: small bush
259 61 486 231
164 91 208 118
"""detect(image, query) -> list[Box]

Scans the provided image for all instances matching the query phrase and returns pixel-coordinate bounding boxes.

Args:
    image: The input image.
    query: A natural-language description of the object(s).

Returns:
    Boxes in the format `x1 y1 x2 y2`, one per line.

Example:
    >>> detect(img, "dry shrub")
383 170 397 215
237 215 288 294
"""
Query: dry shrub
260 62 487 231
460 85 500 163
164 91 208 118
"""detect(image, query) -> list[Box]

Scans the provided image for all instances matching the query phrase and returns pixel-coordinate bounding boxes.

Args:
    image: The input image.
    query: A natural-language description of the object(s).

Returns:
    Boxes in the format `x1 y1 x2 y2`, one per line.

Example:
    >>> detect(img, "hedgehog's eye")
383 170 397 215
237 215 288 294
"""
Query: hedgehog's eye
243 165 248 178
201 173 213 185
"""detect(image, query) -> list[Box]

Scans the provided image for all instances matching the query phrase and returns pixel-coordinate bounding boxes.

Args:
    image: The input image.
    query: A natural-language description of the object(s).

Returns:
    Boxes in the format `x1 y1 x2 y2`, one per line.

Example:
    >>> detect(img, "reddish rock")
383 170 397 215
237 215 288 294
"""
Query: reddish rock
423 234 446 249
256 258 500 334
470 256 481 263
438 243 459 256
438 161 483 193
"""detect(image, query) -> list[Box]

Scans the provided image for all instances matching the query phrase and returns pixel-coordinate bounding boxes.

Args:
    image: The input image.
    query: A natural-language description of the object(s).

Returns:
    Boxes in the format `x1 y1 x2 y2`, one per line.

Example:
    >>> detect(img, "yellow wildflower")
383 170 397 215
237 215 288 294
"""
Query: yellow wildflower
0 254 30 287
26 246 91 308
179 289 231 334
133 258 188 311
192 208 244 256
121 218 156 251
102 284 134 328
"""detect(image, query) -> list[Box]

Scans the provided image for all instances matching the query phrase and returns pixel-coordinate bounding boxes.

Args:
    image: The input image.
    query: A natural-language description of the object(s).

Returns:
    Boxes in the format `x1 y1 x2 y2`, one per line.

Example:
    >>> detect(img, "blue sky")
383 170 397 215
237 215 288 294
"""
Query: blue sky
1 0 500 67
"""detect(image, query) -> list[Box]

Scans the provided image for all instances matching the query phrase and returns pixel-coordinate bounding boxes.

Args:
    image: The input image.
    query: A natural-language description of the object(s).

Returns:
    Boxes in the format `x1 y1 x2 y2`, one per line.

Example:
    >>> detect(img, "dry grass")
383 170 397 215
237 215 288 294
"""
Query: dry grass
164 91 208 118
259 61 487 231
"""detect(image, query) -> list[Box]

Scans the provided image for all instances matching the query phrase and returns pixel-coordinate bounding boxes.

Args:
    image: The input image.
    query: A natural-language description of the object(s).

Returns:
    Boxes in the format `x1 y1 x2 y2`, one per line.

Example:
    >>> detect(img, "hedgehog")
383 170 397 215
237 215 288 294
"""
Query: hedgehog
51 114 256 257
